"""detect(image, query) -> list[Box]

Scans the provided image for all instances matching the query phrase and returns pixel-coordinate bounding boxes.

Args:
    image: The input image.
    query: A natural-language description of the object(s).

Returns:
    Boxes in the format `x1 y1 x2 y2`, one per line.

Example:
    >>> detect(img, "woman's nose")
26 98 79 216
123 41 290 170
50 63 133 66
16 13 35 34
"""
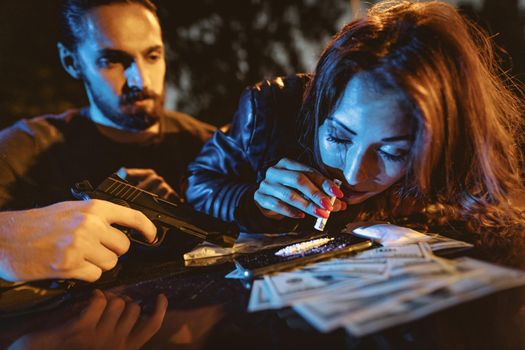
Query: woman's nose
343 148 373 186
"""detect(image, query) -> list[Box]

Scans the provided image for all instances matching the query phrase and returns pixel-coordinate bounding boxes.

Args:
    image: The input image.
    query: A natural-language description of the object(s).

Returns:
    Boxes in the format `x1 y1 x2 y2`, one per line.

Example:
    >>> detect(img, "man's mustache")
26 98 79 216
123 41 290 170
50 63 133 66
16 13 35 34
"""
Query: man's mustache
120 88 160 105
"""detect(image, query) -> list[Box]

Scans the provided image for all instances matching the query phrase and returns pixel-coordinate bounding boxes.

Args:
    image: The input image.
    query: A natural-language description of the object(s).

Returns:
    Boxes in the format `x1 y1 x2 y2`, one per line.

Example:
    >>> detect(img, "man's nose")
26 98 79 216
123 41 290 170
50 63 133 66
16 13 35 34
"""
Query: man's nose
125 61 150 90
343 148 372 186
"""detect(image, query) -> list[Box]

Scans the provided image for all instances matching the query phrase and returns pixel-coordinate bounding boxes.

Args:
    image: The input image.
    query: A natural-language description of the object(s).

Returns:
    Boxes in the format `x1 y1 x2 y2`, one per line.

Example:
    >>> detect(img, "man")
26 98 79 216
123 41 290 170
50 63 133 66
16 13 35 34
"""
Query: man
0 0 214 282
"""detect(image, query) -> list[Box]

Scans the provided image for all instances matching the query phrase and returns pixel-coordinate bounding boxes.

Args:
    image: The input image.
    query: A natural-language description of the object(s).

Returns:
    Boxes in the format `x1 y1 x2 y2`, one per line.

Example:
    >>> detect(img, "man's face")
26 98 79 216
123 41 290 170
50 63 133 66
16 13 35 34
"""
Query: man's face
75 3 166 131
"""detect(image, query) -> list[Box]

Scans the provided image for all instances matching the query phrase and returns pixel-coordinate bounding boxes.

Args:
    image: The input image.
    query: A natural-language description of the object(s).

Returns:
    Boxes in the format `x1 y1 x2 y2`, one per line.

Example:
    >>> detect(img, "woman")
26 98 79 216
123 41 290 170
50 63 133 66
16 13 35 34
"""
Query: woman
186 1 525 259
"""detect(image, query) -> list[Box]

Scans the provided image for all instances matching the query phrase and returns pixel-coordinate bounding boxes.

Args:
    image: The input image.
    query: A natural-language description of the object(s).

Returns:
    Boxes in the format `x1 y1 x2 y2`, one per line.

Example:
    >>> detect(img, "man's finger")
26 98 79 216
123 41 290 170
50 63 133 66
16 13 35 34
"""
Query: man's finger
66 262 103 282
119 168 155 182
96 297 126 332
84 242 119 272
99 226 131 256
116 301 141 337
128 294 168 347
72 289 107 330
93 201 157 243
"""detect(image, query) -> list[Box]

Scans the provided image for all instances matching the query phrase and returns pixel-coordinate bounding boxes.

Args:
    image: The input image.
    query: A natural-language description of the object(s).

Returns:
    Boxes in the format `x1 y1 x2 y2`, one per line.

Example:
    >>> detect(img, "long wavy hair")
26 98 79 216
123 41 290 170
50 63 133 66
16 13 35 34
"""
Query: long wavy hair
299 1 525 243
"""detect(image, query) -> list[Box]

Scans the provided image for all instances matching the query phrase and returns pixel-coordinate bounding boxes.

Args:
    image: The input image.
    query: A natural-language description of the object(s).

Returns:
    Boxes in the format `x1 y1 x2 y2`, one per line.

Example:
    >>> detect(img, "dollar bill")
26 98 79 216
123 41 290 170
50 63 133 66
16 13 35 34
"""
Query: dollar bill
262 272 346 308
426 234 474 251
294 258 525 336
247 279 276 312
245 227 525 339
353 242 432 260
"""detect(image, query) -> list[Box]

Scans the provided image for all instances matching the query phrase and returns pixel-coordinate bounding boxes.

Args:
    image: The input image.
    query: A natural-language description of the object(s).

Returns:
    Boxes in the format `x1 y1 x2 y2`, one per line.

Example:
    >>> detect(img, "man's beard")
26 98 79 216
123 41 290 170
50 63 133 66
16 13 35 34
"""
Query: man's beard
89 83 164 131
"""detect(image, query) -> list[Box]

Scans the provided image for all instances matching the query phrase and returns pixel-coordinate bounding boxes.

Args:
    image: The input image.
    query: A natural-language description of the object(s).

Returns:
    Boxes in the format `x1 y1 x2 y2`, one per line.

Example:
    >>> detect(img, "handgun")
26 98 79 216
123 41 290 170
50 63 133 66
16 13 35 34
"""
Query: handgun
71 174 239 248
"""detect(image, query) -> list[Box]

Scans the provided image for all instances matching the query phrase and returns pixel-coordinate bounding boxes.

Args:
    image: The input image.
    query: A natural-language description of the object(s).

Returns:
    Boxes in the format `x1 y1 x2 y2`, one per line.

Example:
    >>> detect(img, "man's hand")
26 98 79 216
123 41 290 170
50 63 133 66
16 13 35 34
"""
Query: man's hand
0 200 157 282
118 168 181 202
7 290 168 350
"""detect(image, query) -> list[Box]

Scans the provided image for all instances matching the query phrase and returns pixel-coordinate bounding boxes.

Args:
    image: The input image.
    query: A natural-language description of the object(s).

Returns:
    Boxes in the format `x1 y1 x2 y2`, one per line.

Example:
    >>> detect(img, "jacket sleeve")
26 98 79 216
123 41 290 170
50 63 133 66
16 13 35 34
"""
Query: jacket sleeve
185 82 300 233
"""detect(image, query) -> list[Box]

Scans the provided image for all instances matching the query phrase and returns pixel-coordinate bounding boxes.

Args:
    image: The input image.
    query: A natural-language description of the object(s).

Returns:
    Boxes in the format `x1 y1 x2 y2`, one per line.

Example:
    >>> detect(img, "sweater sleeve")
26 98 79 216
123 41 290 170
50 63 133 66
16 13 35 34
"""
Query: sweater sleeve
0 118 62 210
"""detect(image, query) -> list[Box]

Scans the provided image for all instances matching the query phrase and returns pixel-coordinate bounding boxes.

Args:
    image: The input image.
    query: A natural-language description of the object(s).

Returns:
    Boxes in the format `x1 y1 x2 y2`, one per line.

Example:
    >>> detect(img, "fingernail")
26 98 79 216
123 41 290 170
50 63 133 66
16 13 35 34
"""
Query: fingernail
331 186 344 198
320 198 334 211
315 208 330 218
295 212 305 219
341 201 347 210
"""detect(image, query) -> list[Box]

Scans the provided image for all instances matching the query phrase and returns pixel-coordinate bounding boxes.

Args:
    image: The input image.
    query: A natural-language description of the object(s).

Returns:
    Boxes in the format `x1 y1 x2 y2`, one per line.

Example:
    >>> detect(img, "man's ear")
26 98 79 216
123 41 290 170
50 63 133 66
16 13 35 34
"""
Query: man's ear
57 42 82 79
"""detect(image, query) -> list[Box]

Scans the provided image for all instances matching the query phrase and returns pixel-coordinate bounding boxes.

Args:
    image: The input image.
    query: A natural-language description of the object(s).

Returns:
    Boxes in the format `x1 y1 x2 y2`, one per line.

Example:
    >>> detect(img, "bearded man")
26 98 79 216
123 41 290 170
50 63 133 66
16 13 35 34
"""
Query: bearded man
0 0 214 282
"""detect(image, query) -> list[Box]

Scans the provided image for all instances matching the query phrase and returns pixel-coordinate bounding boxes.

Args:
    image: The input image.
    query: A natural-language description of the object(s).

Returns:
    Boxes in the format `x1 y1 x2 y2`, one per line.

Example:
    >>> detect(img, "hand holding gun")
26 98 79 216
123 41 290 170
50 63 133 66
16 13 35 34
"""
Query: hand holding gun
71 174 239 248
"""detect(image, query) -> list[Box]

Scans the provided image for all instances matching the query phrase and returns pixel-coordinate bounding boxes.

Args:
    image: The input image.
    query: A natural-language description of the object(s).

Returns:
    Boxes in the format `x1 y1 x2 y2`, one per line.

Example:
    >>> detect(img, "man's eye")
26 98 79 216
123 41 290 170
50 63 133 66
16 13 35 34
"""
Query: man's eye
97 57 118 68
326 135 352 145
147 53 162 63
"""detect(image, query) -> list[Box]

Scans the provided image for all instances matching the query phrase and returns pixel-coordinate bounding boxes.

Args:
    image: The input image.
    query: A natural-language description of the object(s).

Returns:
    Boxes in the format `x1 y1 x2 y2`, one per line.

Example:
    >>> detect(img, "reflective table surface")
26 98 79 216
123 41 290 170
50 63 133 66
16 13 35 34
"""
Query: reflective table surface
1 241 525 350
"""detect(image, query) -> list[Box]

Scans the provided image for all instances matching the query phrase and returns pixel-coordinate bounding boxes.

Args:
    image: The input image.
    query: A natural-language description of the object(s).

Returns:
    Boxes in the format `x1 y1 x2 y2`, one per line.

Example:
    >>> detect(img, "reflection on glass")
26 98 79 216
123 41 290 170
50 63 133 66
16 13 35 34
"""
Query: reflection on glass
8 290 168 350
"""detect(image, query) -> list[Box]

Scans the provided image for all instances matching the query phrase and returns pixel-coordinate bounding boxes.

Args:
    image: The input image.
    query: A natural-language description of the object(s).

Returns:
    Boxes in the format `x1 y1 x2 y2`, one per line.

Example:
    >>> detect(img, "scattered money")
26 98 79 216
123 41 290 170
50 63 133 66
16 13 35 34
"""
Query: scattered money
245 231 525 337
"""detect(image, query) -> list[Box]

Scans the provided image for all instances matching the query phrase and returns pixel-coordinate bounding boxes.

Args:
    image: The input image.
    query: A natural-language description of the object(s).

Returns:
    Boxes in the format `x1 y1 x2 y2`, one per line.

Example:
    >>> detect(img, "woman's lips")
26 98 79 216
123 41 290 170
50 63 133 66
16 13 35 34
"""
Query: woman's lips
342 187 368 195
345 190 368 197
342 188 370 201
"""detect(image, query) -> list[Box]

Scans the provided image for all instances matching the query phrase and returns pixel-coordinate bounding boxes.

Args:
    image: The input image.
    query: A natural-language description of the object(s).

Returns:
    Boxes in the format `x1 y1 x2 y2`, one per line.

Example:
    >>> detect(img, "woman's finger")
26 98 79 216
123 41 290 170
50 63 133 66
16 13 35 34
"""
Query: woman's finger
265 167 333 211
258 181 327 218
254 191 306 218
276 158 344 199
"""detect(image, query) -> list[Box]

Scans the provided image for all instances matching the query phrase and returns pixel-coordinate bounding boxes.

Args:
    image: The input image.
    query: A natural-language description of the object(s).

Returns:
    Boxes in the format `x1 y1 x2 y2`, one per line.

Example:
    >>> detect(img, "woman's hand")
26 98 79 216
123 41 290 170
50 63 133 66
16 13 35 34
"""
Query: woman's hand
254 158 346 220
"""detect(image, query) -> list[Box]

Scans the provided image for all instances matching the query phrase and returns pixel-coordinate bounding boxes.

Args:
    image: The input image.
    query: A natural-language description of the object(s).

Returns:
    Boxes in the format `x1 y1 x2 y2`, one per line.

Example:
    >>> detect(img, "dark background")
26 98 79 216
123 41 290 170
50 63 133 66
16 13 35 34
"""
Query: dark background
0 0 523 129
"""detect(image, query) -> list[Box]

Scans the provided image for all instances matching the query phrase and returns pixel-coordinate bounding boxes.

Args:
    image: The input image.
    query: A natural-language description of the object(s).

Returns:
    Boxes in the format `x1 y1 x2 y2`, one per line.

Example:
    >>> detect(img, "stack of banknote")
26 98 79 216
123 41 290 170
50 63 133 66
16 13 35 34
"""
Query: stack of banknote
242 236 525 337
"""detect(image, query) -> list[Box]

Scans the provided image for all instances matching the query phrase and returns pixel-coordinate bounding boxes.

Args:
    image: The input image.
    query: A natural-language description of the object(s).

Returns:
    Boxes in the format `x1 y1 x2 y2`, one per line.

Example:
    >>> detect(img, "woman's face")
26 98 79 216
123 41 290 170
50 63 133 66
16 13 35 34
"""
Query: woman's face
318 72 414 205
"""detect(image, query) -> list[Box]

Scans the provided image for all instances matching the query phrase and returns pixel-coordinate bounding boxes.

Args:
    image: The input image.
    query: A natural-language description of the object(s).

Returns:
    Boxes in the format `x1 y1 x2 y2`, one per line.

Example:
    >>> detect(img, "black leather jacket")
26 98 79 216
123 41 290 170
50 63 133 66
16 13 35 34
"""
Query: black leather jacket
186 74 312 232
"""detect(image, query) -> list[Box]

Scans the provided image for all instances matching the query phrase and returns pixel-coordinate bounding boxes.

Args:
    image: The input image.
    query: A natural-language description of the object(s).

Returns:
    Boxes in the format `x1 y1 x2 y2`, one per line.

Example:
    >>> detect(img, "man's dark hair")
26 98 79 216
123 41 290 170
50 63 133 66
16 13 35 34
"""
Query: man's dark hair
59 0 158 50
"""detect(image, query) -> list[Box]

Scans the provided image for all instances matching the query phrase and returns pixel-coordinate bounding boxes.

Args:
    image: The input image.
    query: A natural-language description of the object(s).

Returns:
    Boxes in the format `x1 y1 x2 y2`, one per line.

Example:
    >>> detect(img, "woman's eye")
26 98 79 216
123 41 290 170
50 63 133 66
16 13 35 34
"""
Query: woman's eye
378 149 408 162
326 135 352 145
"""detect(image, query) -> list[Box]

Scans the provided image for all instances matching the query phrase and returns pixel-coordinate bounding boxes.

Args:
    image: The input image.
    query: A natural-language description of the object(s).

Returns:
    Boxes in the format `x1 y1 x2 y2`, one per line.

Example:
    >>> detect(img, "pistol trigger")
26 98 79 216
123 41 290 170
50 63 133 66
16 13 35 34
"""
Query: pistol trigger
158 224 170 237
151 223 169 246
